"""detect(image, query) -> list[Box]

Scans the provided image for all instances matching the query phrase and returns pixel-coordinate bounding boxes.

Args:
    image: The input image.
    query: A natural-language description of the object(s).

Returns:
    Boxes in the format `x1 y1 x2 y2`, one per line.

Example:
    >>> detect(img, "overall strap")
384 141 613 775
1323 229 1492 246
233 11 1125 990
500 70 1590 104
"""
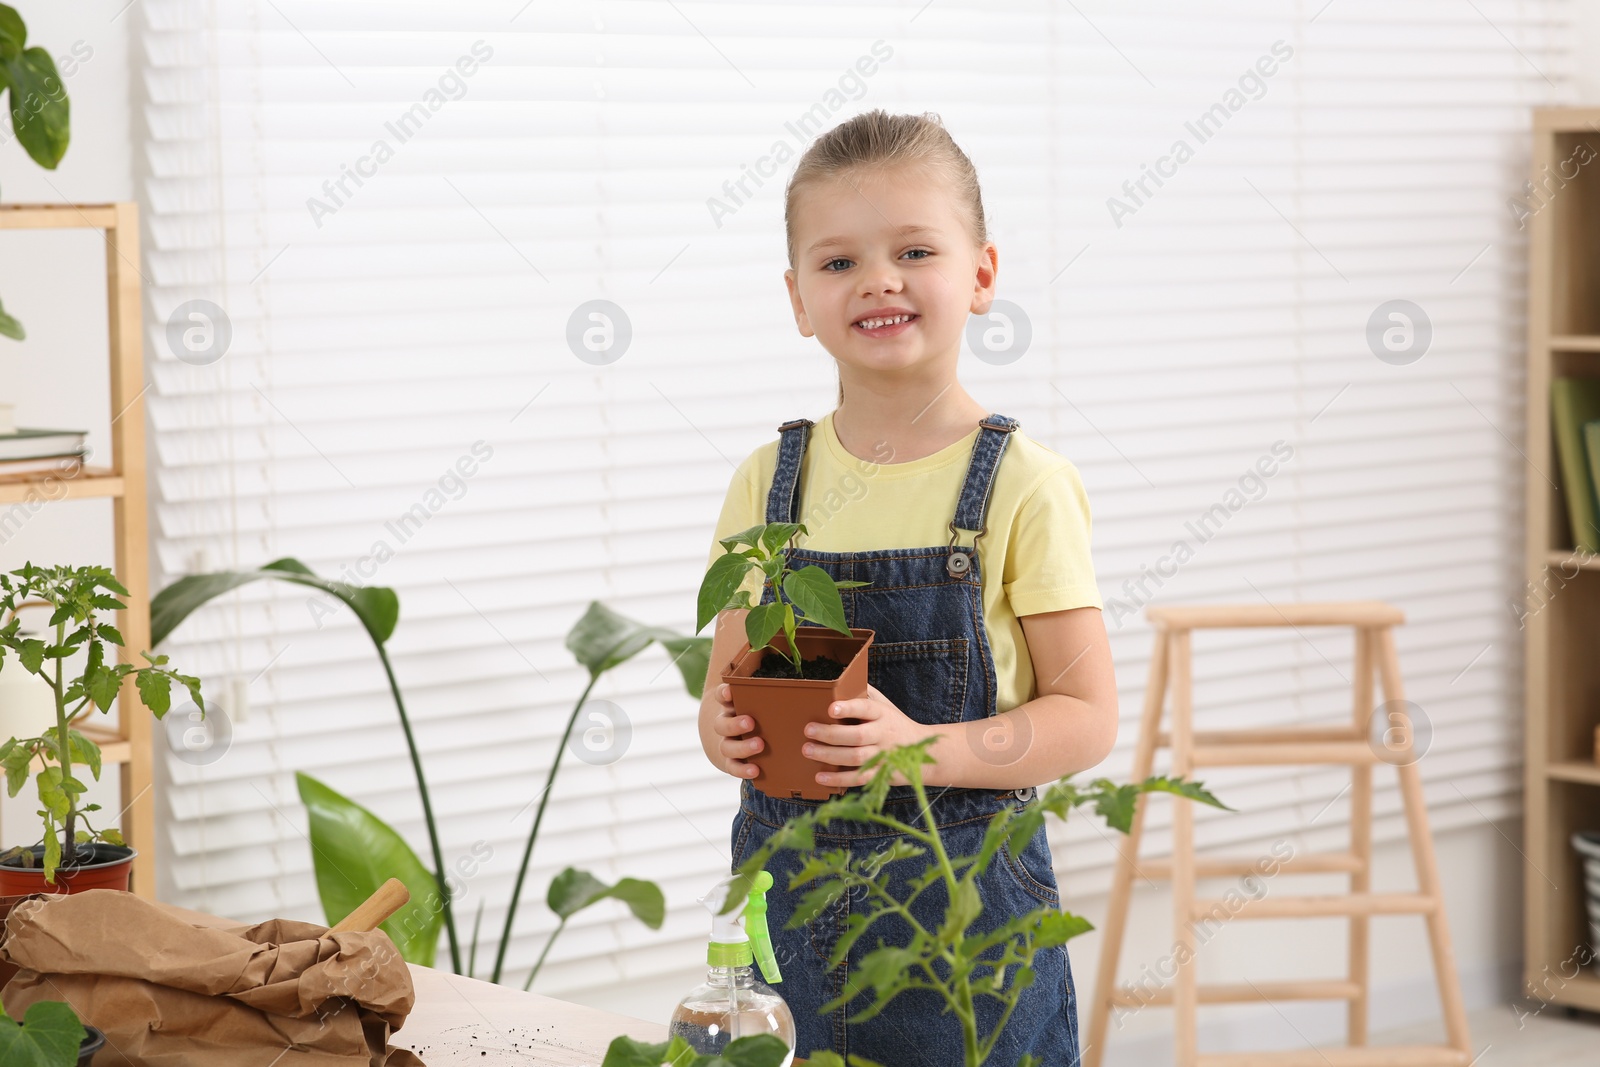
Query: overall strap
765 417 814 524
946 414 1020 576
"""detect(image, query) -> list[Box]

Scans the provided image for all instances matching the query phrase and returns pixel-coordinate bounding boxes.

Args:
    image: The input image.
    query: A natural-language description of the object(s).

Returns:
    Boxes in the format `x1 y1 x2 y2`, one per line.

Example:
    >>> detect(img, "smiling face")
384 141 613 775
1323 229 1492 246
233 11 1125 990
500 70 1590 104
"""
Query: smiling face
784 164 997 389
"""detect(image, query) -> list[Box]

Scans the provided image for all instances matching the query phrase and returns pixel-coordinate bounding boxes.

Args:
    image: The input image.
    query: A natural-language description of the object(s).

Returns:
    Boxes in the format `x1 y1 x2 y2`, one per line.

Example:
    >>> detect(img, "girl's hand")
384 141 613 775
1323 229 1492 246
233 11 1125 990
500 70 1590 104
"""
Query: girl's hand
710 683 763 781
802 684 934 788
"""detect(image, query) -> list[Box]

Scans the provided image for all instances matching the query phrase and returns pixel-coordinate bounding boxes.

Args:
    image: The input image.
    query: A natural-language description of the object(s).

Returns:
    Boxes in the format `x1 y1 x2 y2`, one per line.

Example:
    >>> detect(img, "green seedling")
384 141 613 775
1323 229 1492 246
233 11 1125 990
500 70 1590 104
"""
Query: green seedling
697 522 870 678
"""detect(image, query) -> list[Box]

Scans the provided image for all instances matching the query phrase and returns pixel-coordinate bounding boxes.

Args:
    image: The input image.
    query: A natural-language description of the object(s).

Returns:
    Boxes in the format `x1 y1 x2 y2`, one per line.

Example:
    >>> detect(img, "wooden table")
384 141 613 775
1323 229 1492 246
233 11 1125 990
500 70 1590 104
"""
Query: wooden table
392 964 666 1066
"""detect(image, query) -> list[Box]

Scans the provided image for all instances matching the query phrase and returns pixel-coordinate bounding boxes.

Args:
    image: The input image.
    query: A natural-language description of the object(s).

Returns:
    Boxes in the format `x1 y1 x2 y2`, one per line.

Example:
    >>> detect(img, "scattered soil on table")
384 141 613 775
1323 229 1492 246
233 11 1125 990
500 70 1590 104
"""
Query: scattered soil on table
400 1024 598 1064
752 651 846 681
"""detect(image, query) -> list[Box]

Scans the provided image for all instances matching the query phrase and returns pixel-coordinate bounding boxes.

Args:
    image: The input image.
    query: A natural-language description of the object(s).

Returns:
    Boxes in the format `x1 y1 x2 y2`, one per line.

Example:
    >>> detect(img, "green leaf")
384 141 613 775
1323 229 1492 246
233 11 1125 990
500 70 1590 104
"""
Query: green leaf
546 867 665 928
98 827 124 847
0 999 86 1067
35 765 67 820
938 878 982 939
96 624 124 646
2 743 32 797
96 572 130 597
743 601 786 654
85 664 121 711
1081 775 1230 834
758 522 803 558
176 671 205 713
1135 775 1231 814
599 1034 701 1067
345 585 399 644
804 1055 889 1067
0 6 26 60
135 669 173 717
40 821 59 883
18 638 43 673
149 563 273 643
1090 783 1140 834
718 1034 793 1066
294 771 442 966
716 524 770 555
563 602 707 699
696 552 757 634
657 635 712 700
4 47 69 169
0 300 18 342
782 565 852 636
152 559 400 648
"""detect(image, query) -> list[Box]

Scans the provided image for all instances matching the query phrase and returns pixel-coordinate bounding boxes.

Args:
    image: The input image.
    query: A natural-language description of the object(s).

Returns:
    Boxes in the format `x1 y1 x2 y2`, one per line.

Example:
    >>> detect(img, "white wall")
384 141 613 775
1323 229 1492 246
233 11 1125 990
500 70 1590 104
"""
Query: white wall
0 3 134 852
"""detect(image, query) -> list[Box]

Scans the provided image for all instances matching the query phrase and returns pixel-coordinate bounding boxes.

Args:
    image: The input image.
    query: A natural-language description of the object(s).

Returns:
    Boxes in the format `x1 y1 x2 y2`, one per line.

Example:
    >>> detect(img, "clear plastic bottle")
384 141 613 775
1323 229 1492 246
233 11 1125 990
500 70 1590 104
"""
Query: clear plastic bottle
667 869 796 1065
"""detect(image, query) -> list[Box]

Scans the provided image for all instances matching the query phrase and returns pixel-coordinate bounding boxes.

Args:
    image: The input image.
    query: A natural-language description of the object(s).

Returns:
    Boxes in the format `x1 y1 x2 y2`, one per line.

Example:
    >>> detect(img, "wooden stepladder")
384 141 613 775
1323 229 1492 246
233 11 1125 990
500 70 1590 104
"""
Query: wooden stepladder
1084 602 1473 1067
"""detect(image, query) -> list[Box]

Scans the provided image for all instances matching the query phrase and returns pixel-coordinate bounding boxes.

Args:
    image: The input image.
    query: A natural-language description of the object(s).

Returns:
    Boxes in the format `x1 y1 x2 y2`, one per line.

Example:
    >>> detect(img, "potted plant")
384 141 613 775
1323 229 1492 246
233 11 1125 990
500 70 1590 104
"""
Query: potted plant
697 522 873 801
601 738 1228 1067
0 1000 105 1066
153 559 702 984
0 563 202 892
0 3 74 341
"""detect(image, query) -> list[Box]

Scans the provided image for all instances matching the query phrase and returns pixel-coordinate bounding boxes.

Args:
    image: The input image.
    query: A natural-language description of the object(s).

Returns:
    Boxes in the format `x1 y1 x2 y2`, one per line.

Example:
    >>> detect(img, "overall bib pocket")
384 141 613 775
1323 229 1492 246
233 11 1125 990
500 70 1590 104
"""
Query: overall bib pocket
866 637 970 727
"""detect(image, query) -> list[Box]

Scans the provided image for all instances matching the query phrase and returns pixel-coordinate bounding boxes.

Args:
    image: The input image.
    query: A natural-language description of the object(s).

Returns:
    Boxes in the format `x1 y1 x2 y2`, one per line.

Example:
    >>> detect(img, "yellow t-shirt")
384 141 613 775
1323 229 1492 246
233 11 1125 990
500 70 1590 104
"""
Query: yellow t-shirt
705 411 1103 714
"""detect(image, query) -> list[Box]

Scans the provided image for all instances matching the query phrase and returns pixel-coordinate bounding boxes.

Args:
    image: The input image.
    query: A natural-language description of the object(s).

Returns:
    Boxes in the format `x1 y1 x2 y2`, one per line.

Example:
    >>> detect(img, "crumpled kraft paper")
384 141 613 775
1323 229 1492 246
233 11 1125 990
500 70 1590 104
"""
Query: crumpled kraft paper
0 889 424 1066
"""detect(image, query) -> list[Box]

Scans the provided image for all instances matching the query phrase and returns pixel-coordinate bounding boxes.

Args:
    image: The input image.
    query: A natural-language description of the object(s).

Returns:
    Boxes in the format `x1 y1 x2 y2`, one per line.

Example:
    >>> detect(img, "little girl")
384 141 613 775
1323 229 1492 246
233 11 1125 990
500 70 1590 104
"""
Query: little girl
698 109 1118 1065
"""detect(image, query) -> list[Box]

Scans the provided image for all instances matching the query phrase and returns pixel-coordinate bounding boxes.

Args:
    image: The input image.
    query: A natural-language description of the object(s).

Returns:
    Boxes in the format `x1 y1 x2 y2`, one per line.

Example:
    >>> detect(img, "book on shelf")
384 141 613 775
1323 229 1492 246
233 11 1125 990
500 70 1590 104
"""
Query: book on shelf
0 450 89 476
1585 420 1600 557
0 428 88 462
1550 378 1600 553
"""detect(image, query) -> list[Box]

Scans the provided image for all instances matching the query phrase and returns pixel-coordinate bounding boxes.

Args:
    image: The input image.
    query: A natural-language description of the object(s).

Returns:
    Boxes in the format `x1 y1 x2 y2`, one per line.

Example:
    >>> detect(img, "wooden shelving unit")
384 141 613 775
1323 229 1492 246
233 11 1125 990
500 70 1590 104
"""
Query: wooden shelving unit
0 203 155 898
1524 109 1600 1012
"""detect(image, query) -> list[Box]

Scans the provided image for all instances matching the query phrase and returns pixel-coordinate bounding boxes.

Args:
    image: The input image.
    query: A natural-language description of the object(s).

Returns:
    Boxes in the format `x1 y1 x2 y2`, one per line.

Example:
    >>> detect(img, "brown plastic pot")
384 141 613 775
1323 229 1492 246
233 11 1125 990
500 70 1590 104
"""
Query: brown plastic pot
723 626 874 801
0 844 136 897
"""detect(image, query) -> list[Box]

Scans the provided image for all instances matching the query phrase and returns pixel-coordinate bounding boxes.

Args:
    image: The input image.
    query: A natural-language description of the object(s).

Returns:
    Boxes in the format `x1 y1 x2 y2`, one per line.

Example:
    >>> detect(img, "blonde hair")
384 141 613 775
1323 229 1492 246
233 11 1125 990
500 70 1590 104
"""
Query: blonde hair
783 109 988 405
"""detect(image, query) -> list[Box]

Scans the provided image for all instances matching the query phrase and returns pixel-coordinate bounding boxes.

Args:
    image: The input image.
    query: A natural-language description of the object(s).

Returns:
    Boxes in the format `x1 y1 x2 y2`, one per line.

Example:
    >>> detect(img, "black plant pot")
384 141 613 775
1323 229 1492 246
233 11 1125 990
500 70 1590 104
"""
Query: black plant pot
79 1024 106 1064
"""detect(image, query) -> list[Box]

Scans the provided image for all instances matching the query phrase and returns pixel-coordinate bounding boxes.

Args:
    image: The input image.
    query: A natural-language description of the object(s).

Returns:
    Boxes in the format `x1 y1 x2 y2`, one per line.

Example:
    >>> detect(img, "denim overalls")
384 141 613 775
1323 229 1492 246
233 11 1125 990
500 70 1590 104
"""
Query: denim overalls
729 414 1081 1066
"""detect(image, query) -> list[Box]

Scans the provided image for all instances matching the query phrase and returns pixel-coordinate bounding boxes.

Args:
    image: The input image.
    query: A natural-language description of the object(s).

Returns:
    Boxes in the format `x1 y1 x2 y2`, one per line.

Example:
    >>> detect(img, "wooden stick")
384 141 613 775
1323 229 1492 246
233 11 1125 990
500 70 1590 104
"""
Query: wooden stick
1084 629 1169 1067
1349 627 1373 1047
331 878 411 933
1377 627 1471 1053
1170 628 1198 1067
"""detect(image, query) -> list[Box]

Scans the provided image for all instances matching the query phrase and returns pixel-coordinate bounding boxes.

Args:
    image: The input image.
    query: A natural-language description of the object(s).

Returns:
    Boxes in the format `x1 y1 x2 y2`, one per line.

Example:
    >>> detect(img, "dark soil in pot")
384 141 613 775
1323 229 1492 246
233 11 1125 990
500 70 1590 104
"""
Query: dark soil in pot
751 651 847 681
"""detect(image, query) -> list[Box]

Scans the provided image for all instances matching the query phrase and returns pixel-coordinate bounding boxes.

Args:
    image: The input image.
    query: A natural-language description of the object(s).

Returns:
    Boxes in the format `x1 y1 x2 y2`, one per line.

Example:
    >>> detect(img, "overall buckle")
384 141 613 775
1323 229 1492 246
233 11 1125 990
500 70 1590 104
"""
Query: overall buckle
946 519 988 578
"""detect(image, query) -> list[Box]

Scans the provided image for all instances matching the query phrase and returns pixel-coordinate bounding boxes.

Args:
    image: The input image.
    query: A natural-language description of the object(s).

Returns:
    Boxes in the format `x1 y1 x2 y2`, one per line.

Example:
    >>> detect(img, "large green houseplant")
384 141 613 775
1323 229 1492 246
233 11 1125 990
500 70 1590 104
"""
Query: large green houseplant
152 560 709 984
0 563 202 888
0 3 74 341
601 738 1228 1067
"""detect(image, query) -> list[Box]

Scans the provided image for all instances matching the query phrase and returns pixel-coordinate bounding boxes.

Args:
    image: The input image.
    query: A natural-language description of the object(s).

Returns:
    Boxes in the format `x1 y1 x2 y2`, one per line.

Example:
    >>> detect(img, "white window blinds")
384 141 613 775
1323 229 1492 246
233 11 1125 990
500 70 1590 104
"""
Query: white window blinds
139 0 1571 994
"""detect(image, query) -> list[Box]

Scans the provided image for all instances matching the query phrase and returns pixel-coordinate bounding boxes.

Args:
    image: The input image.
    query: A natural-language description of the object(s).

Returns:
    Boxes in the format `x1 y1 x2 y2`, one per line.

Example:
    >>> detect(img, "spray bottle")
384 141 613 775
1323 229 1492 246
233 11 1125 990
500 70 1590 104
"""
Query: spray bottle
667 867 796 1064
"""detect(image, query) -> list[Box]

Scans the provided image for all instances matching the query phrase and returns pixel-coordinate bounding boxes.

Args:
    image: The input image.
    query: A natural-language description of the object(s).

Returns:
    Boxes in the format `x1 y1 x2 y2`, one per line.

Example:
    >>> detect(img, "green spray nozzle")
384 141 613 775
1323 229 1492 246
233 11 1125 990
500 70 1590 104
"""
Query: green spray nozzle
703 868 782 985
